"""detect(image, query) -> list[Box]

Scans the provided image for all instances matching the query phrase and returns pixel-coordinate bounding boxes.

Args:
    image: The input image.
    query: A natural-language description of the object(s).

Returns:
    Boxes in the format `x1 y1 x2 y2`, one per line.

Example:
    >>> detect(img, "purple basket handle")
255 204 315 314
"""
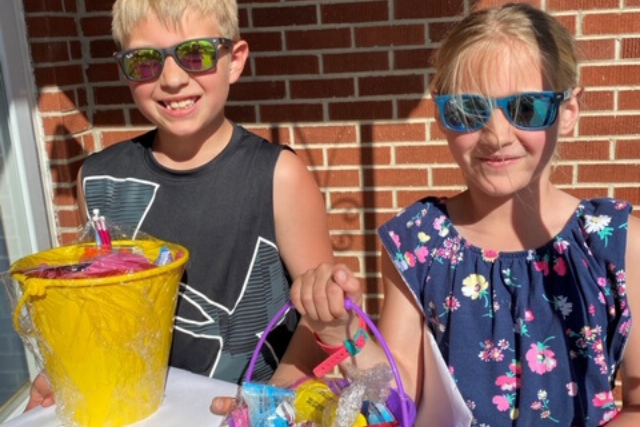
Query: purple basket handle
245 299 414 427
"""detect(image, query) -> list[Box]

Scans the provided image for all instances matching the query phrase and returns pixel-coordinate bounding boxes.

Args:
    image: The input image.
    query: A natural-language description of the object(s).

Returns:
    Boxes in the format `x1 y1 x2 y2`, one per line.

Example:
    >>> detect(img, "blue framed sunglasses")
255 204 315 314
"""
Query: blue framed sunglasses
114 37 233 82
434 90 572 133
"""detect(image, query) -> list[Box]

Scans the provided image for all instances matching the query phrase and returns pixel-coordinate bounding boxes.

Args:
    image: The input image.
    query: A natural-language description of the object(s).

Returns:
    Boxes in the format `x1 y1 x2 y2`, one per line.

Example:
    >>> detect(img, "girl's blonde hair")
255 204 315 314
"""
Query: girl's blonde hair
431 3 578 95
112 0 239 48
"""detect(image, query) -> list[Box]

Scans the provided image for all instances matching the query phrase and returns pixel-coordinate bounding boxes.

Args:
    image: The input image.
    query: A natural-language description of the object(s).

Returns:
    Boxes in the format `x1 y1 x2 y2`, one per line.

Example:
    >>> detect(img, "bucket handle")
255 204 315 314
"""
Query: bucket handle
245 298 414 427
12 279 47 337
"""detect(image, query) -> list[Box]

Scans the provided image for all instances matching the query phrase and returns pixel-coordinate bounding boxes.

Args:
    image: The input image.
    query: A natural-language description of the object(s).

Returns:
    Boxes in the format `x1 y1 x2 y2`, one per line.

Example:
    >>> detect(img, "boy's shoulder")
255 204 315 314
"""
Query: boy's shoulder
82 130 154 173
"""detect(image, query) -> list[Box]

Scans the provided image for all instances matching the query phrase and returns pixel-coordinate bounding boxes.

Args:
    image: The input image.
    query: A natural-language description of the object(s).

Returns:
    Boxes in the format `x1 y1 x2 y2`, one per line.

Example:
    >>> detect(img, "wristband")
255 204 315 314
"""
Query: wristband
312 314 368 378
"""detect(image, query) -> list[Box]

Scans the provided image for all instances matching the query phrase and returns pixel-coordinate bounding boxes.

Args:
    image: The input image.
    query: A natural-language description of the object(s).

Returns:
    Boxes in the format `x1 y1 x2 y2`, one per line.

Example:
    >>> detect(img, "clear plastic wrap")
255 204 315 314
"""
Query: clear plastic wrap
2 216 189 427
222 364 400 427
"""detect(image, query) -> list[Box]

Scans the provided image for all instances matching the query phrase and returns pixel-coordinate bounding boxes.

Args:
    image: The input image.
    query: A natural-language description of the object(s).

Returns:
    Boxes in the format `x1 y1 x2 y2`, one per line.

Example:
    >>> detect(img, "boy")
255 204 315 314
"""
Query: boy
26 0 332 411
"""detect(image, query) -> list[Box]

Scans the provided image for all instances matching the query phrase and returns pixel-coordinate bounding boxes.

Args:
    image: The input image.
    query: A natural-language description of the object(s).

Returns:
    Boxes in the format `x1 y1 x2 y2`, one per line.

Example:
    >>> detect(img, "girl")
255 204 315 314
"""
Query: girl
291 3 640 426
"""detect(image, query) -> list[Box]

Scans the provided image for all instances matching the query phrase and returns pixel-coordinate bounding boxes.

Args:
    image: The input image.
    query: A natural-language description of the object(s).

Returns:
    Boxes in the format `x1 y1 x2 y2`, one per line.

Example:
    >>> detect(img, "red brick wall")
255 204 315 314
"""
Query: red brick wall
23 0 640 306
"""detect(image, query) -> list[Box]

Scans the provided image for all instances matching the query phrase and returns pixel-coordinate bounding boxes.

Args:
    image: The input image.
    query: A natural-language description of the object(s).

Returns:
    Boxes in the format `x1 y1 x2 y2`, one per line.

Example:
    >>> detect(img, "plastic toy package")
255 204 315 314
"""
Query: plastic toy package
221 364 401 427
1 211 189 427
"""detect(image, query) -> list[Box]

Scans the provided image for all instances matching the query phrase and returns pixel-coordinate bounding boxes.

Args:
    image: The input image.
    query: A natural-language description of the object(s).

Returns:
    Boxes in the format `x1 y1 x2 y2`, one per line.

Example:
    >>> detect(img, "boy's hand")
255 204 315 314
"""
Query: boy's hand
290 263 363 342
210 396 237 415
24 372 55 411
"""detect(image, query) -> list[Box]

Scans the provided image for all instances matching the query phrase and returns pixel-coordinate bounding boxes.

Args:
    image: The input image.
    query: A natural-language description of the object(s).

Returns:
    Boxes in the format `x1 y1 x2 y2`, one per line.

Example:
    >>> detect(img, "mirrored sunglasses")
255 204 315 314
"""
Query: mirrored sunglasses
114 37 233 82
434 90 572 133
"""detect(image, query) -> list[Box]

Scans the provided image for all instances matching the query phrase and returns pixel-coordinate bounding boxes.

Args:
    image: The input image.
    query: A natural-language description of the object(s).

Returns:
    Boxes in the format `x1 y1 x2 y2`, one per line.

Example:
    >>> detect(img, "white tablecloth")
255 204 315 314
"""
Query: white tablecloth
2 368 238 427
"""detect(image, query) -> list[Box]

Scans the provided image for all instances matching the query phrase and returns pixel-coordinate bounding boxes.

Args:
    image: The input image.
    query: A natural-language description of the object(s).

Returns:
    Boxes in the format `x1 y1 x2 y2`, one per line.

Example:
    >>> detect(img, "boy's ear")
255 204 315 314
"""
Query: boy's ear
228 40 249 84
558 86 582 136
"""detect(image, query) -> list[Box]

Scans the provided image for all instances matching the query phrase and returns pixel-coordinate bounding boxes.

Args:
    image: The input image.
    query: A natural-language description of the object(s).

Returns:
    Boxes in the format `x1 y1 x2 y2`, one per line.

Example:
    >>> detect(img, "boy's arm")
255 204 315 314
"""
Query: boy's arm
270 149 336 381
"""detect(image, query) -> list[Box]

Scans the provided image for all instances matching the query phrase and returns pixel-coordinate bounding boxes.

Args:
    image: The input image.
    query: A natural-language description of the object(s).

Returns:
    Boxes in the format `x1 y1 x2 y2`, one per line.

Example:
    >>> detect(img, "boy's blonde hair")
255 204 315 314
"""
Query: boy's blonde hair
431 3 578 95
112 0 239 48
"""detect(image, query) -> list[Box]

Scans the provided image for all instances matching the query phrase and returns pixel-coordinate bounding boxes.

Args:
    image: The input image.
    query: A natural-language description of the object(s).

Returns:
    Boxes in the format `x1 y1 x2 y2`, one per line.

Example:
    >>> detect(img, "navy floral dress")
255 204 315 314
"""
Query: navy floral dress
378 197 632 427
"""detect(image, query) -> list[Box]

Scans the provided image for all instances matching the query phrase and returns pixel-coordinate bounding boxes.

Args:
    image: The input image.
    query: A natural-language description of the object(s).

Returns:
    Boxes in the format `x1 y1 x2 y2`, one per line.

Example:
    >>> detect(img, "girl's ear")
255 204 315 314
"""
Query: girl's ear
228 40 249 84
558 86 583 136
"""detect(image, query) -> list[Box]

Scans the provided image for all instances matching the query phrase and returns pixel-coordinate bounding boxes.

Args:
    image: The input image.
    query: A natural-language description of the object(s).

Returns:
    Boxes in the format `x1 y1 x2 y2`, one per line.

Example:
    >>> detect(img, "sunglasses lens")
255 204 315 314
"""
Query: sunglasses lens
175 40 217 72
442 95 491 132
507 94 555 129
122 49 163 81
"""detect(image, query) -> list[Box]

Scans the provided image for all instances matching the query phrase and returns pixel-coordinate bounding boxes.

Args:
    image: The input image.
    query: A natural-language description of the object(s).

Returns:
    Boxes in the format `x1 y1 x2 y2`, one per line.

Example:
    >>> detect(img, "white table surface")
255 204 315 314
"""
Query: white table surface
1 367 238 427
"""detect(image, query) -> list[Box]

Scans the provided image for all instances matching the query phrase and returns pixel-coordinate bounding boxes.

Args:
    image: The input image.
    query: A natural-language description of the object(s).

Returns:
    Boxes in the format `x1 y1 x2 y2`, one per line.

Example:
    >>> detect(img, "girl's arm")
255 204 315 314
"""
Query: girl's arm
608 214 640 426
377 250 425 402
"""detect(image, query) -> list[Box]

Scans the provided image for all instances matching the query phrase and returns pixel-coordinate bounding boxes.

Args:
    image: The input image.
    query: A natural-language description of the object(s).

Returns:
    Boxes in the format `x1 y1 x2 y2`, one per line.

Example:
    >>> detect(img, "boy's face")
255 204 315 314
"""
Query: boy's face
122 11 246 142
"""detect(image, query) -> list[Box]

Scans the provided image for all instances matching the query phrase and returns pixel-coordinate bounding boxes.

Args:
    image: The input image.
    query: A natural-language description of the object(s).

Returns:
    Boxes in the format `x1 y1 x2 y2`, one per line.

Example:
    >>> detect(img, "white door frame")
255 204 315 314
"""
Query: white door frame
0 0 55 421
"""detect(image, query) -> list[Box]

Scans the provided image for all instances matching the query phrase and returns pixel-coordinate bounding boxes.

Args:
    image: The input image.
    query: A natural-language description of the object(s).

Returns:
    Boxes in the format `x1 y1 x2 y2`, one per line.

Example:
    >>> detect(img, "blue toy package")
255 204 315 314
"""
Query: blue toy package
241 382 296 427
362 401 395 424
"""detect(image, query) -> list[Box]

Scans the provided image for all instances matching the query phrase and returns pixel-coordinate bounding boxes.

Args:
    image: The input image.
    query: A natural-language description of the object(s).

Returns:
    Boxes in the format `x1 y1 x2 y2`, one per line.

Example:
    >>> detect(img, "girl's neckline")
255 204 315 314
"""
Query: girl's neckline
432 196 585 257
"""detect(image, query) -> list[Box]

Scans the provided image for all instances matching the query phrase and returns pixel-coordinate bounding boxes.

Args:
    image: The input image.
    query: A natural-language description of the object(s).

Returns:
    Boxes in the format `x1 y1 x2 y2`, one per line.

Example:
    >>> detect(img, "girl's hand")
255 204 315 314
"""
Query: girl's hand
290 263 363 343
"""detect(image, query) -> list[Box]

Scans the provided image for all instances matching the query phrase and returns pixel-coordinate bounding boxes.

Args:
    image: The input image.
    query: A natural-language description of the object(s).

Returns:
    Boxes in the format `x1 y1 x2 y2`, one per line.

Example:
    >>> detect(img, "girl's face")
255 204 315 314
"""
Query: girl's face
439 50 579 199
123 11 246 142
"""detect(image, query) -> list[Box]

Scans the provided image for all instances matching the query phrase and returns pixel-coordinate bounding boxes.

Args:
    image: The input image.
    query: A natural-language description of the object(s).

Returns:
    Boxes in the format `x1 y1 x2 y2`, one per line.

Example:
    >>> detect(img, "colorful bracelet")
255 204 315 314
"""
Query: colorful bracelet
312 314 368 378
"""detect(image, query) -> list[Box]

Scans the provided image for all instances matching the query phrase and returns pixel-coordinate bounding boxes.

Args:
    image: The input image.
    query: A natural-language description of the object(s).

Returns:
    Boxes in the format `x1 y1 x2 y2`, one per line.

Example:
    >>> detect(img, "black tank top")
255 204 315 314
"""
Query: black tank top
81 124 297 383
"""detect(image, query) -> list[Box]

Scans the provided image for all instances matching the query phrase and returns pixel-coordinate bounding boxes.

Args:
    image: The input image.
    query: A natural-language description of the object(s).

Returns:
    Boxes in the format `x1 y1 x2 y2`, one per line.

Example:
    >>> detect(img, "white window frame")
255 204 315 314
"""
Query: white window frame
0 0 56 421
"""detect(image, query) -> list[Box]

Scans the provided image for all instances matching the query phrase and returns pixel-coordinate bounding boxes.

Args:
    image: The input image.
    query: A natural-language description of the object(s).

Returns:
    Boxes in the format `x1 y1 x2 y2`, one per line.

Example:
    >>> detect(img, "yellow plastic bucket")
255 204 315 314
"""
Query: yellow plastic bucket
9 240 189 427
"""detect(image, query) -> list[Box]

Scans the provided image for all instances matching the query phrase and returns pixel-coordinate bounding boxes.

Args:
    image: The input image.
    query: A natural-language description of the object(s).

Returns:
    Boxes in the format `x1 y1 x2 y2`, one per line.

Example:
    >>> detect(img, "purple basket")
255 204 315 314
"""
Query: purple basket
246 299 417 427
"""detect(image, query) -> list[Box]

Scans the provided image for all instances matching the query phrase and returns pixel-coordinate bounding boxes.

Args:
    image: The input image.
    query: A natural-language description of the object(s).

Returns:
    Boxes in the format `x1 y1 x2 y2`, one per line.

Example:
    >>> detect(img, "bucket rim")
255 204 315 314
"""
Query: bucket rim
9 240 189 287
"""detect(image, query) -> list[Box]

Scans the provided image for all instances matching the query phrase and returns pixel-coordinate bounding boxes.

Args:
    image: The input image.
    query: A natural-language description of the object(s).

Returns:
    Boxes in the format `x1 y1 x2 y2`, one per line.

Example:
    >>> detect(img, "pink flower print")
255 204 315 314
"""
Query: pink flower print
492 395 511 411
616 270 626 282
618 282 627 297
404 251 416 268
592 391 614 408
553 257 567 276
566 382 578 397
614 200 628 210
444 295 460 311
602 409 619 424
390 231 401 248
479 350 491 362
589 304 596 316
482 249 499 262
553 239 570 254
581 326 596 341
433 215 446 231
525 310 535 322
490 347 504 362
526 342 558 375
531 401 542 410
619 320 632 336
534 260 549 276
414 245 428 263
594 340 604 353
597 277 607 287
509 361 522 375
496 374 520 391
